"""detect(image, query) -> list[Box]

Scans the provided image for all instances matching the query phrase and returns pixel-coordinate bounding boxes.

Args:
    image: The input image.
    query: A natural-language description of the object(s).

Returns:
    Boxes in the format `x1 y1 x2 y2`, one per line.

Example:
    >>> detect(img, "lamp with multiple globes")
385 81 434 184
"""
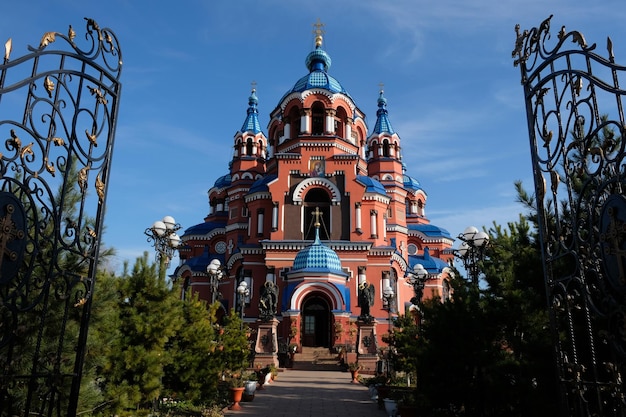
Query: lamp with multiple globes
145 215 182 279
456 225 490 286
236 280 250 329
207 258 226 303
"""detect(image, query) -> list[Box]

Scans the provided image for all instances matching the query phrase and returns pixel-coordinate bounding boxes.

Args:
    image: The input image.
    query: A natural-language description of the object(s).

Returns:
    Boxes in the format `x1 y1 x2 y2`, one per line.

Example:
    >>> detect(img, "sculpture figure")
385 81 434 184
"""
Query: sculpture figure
259 281 279 321
358 282 375 323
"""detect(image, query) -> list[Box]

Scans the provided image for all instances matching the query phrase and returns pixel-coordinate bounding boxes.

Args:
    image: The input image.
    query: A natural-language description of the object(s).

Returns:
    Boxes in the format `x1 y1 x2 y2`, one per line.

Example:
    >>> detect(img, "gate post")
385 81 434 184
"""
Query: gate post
0 19 122 417
514 16 626 417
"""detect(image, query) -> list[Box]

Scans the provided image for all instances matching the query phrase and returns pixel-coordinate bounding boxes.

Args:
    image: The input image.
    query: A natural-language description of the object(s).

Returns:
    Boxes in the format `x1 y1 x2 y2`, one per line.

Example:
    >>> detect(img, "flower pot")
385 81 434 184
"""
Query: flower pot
242 380 257 401
350 369 360 383
244 380 257 395
228 387 245 410
383 398 397 417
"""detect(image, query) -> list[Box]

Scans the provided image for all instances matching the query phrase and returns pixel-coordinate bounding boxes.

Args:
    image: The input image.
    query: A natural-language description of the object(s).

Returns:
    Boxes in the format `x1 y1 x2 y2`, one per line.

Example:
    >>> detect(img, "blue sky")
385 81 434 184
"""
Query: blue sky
3 1 626 275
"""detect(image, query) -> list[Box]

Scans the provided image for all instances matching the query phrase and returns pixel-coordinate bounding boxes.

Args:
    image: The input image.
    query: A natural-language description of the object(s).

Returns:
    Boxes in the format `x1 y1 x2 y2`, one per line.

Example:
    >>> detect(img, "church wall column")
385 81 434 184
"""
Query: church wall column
345 117 353 143
325 109 336 135
257 209 265 236
272 202 279 231
301 109 311 134
355 203 362 232
370 209 377 239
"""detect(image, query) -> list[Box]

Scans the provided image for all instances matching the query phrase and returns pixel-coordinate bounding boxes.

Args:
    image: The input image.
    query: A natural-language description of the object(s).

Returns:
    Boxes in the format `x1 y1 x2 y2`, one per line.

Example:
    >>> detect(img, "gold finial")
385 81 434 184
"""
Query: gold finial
4 38 11 62
251 80 257 93
379 82 385 94
312 18 325 48
312 207 322 228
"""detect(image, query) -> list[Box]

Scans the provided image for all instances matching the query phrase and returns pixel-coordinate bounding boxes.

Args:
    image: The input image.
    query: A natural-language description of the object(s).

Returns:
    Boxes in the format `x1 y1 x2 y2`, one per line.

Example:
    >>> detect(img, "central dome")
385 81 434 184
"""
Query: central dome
280 35 351 101
292 230 343 274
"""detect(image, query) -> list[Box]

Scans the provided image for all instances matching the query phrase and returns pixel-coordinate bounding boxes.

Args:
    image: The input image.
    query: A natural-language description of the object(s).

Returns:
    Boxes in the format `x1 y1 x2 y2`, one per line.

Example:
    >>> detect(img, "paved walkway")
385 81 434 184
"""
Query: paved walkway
223 369 388 417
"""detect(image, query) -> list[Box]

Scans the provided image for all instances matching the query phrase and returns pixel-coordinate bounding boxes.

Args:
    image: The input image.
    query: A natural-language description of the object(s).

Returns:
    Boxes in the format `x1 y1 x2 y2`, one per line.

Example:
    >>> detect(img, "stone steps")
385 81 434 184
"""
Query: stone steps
292 347 341 371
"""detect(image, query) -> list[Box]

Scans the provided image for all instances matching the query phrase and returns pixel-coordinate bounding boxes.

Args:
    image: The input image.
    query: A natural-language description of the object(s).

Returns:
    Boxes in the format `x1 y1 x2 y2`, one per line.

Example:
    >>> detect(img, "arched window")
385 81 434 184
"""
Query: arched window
312 103 324 135
303 187 331 240
246 138 253 156
335 107 347 138
290 108 301 138
382 139 390 157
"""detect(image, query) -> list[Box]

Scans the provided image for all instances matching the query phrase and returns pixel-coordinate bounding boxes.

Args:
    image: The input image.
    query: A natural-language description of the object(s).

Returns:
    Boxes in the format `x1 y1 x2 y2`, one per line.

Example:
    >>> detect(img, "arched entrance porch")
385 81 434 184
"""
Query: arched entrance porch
301 293 331 348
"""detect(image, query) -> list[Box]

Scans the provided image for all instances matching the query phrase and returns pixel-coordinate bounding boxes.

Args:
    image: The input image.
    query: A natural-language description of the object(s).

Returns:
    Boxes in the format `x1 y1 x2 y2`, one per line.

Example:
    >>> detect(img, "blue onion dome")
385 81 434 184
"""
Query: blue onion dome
241 88 262 134
372 89 395 134
401 163 423 191
292 215 344 274
213 173 231 188
280 23 350 101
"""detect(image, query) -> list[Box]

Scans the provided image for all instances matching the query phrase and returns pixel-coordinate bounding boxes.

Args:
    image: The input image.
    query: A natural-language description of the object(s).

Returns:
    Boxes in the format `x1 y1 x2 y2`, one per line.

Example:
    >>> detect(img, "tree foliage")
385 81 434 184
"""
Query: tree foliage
100 252 183 415
387 215 559 417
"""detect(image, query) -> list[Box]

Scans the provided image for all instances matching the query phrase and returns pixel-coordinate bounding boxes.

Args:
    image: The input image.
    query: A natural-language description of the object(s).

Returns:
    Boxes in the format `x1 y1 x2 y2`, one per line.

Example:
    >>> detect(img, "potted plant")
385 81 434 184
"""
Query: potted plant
227 373 245 410
242 372 258 402
268 363 279 381
348 362 362 383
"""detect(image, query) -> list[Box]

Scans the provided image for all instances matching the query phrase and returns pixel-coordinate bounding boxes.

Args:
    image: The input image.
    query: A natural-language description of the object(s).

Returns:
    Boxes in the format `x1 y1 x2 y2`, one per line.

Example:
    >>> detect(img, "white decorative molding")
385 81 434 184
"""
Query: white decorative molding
293 177 341 204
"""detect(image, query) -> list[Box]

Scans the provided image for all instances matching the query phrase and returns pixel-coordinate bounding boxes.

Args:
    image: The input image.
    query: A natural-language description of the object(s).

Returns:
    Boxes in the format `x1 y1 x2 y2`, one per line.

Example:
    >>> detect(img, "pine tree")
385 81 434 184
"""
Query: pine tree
163 294 222 404
101 252 182 415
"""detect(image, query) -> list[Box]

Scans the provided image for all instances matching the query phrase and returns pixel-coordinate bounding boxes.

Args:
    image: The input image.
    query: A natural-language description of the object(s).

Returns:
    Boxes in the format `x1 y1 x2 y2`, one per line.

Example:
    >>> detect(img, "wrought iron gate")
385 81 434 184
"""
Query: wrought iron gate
514 16 626 417
0 19 122 416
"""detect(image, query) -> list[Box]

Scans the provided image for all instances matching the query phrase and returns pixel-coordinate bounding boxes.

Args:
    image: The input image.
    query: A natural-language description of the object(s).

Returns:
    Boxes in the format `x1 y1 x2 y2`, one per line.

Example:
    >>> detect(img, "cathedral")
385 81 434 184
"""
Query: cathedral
174 23 454 364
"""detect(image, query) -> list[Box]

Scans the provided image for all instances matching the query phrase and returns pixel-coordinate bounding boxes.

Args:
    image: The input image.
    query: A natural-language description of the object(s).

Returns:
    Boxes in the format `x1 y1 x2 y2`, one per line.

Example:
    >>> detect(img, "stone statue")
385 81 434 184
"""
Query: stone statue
259 281 279 321
358 282 375 323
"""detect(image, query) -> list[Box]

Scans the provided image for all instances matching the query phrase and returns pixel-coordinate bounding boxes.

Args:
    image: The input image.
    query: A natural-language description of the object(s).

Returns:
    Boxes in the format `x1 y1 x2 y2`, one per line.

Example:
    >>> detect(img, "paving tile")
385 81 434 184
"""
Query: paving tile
223 369 388 417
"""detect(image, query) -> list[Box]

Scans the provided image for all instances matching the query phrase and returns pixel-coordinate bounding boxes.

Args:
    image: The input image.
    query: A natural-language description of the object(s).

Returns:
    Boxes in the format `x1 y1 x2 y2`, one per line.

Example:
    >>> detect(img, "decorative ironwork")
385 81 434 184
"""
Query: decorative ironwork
514 15 626 417
0 18 122 416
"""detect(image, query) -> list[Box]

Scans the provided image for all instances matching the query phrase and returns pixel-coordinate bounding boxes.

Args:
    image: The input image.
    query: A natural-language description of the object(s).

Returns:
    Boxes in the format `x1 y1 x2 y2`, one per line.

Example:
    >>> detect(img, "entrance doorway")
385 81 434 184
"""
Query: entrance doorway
301 295 331 347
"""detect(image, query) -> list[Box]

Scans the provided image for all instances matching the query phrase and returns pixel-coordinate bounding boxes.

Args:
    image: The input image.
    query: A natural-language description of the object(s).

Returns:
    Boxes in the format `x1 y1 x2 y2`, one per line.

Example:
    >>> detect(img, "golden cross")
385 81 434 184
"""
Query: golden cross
313 19 325 47
312 207 322 228
251 80 257 93
378 82 385 94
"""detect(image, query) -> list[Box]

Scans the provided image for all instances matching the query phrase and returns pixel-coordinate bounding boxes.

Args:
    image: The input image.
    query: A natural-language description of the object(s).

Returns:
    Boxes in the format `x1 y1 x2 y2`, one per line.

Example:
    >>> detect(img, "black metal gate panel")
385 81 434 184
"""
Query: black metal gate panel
514 16 626 417
0 19 122 416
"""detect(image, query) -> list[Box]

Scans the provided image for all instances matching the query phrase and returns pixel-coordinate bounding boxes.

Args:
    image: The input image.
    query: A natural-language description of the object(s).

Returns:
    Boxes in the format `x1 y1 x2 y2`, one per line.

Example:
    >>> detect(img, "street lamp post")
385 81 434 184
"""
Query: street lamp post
236 280 249 330
456 225 490 287
207 259 225 303
406 263 428 306
406 263 428 325
382 285 395 378
145 215 182 280
455 226 490 417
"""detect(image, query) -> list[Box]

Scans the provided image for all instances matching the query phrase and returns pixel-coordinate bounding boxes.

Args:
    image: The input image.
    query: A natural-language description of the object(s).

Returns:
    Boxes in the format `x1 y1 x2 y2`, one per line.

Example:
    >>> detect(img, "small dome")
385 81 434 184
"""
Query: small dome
292 228 344 274
305 47 332 72
213 174 231 188
408 224 451 239
249 174 277 194
356 175 387 196
403 174 422 191
182 220 225 238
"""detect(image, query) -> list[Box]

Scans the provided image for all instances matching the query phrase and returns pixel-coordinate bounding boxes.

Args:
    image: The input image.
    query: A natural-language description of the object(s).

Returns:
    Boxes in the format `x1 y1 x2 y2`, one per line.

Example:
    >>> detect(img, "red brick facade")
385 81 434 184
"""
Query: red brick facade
174 30 454 352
